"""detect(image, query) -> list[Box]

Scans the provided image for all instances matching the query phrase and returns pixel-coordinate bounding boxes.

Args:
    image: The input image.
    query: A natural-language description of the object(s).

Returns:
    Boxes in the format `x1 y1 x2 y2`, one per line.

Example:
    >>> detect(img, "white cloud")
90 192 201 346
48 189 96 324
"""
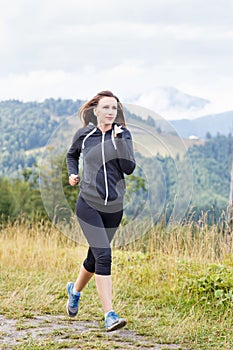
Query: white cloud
0 62 145 102
0 0 233 117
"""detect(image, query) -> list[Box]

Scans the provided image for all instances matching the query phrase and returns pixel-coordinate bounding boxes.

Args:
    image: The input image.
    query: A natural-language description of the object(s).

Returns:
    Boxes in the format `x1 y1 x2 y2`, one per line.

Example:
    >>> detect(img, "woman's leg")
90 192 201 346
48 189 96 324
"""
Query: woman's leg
92 209 123 313
95 275 112 313
74 265 94 292
75 196 123 317
66 247 94 318
73 247 95 292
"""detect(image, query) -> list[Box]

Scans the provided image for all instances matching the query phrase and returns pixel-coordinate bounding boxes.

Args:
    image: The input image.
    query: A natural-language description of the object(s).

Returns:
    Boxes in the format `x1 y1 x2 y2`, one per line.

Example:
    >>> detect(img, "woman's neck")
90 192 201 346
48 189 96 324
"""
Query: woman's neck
97 124 112 133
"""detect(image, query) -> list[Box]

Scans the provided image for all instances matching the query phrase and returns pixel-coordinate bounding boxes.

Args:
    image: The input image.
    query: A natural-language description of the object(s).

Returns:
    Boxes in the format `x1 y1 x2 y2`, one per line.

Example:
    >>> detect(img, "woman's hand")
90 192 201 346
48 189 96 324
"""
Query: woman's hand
114 124 124 138
69 174 79 186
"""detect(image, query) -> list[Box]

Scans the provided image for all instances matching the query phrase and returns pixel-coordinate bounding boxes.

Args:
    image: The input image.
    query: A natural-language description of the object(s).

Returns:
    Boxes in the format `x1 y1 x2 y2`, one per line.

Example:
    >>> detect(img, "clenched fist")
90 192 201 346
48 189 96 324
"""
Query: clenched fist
69 174 79 186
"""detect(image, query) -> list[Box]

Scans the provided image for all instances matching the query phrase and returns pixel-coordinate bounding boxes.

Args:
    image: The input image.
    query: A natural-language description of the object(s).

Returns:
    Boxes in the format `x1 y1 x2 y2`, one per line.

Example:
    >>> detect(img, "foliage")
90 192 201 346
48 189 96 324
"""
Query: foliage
185 264 233 306
0 178 15 219
0 98 82 177
187 133 231 221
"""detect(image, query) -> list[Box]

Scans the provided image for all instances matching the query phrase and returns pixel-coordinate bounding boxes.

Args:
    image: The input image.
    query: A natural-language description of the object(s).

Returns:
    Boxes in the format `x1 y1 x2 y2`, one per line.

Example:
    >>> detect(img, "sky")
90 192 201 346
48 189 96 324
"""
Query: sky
0 0 233 119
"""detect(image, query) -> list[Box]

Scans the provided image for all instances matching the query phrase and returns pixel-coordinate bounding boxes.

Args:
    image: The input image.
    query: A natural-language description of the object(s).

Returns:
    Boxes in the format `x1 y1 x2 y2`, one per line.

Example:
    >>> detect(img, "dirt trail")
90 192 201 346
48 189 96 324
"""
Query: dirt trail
0 315 185 350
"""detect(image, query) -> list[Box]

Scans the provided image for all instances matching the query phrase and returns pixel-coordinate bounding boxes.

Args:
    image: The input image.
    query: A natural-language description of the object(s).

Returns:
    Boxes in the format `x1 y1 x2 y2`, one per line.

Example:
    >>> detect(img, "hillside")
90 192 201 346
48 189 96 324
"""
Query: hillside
0 98 202 177
0 98 232 224
170 110 233 139
0 98 83 177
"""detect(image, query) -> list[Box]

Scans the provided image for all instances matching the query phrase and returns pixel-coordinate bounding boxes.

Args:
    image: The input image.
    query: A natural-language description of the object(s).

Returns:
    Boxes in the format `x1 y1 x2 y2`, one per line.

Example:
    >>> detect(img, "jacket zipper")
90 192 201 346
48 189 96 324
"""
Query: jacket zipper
101 133 108 205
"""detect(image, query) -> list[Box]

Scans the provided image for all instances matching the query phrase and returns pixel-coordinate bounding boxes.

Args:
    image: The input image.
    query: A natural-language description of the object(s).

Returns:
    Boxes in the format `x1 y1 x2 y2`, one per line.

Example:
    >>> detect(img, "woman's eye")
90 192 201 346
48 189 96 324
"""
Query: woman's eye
102 105 117 109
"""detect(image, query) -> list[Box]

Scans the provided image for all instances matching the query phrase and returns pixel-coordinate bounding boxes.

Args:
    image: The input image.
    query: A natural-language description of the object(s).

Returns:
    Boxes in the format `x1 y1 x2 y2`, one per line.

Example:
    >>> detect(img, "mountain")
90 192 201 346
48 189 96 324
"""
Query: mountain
170 110 233 139
131 86 233 139
132 86 210 120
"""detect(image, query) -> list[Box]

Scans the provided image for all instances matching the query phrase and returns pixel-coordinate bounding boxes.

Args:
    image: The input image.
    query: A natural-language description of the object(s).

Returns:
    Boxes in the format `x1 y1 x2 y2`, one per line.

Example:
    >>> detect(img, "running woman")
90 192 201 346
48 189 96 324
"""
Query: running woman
66 90 136 331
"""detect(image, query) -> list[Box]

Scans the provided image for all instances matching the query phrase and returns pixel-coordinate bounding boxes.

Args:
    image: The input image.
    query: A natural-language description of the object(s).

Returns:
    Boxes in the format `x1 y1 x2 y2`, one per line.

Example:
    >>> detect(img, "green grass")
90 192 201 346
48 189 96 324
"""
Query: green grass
0 219 233 349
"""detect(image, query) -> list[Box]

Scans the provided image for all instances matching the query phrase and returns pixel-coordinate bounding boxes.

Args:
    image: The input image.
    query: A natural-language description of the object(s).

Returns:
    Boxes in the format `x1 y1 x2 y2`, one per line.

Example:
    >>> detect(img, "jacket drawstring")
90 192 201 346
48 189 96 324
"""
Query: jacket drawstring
82 128 97 149
101 133 109 205
111 129 117 150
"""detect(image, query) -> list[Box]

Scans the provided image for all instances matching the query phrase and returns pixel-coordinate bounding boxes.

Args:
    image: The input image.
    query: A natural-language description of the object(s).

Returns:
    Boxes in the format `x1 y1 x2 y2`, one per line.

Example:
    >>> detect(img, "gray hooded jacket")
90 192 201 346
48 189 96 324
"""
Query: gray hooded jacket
66 123 136 208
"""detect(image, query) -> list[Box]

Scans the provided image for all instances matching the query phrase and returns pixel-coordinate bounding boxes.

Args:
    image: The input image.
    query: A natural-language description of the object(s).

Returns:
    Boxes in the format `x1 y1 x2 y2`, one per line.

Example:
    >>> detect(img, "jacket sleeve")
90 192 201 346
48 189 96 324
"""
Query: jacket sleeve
115 128 136 175
66 129 83 176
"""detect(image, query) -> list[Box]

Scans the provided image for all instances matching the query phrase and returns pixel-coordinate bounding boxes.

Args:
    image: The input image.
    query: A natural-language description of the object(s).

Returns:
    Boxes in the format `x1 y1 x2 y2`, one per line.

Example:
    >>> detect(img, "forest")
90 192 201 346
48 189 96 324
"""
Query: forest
0 98 232 225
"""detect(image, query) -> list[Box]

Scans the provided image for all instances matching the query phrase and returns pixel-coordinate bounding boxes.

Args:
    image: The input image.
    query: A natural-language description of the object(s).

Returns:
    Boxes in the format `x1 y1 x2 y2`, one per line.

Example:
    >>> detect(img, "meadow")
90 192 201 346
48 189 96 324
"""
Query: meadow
0 216 233 349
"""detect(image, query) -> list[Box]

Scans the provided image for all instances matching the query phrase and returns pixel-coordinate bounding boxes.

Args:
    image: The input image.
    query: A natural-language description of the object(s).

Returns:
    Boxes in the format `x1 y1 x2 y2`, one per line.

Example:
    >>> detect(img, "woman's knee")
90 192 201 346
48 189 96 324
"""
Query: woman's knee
83 247 95 273
92 247 112 275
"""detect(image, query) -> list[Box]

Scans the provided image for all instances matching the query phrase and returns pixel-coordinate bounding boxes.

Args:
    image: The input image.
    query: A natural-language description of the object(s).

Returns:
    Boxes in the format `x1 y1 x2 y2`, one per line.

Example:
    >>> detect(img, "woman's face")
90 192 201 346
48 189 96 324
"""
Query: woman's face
94 96 118 127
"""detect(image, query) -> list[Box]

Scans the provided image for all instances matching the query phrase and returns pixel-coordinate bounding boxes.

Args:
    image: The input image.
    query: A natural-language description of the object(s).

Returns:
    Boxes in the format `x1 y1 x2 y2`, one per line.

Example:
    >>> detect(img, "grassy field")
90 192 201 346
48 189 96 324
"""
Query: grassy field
0 218 233 349
132 130 204 158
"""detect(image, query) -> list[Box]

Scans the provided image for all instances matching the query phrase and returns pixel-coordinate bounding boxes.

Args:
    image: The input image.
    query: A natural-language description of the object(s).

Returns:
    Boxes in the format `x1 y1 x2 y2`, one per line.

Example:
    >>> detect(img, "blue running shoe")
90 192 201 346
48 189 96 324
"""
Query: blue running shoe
66 282 80 317
105 311 126 332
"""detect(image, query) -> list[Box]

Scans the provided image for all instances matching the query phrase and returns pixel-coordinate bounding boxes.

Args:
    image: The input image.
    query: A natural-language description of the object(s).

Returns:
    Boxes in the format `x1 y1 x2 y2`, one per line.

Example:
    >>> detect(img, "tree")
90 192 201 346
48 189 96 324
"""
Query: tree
0 178 14 220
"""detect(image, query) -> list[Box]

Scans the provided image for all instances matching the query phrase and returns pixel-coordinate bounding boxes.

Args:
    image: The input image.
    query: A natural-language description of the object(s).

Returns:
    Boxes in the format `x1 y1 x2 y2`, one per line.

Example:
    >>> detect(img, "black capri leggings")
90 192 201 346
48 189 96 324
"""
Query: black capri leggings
76 196 123 275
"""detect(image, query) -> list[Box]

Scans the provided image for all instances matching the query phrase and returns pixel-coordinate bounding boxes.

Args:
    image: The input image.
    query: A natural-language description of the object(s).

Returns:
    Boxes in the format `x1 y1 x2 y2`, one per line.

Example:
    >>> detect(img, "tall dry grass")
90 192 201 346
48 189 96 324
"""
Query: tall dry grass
1 214 232 270
118 214 232 264
1 216 233 349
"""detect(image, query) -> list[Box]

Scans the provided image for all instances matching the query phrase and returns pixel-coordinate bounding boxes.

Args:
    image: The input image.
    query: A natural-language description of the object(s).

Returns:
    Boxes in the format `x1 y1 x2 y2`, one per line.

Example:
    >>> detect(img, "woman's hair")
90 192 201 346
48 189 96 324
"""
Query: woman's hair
79 90 126 127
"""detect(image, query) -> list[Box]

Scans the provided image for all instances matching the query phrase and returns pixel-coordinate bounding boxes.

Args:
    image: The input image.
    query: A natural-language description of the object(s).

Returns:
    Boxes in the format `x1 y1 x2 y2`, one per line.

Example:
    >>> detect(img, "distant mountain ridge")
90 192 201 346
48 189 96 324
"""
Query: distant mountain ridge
169 110 233 139
133 86 211 120
133 87 233 135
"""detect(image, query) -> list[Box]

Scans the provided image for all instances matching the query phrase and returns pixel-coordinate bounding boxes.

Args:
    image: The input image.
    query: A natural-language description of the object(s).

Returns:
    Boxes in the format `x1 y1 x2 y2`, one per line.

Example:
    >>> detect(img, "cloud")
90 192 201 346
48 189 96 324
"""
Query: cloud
133 87 210 119
0 62 146 102
0 0 233 116
1 63 231 118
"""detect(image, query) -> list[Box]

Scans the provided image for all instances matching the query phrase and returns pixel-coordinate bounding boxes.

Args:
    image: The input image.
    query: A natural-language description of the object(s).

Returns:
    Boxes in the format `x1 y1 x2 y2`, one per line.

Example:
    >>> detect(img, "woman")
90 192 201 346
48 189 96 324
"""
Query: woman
66 90 136 332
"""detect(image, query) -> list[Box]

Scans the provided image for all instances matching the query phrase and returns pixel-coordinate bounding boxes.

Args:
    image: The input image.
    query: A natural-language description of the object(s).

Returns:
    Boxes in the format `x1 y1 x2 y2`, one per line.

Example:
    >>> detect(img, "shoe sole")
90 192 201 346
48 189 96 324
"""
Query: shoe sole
106 319 127 332
66 300 77 317
66 283 78 318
